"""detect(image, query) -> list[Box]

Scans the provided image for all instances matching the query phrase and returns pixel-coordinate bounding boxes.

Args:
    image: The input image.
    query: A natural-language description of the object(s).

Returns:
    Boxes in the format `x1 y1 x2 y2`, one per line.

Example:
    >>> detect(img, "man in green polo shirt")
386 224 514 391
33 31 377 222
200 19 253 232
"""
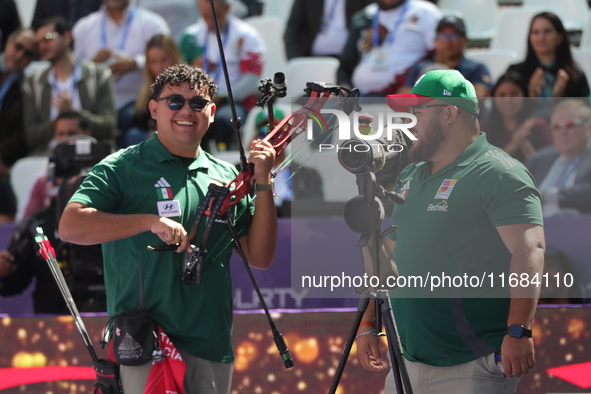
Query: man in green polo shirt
355 70 545 393
59 64 277 394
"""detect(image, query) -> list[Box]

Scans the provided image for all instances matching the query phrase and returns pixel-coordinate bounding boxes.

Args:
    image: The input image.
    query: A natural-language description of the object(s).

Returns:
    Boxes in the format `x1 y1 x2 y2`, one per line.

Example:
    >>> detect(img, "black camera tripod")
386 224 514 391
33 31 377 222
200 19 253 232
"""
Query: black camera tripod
328 170 413 394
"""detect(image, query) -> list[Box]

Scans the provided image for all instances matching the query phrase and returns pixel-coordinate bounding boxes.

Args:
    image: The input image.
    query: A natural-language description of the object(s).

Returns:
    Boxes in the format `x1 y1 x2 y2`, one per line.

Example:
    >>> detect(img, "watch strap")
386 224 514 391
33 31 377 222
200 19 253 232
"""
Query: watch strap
506 325 532 338
254 181 274 192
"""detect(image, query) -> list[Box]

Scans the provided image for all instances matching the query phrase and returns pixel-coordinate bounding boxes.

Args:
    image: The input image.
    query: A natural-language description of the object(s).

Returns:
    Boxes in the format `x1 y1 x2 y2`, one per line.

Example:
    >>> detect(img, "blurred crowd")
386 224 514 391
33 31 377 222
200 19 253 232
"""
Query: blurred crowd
1 0 590 311
0 0 589 220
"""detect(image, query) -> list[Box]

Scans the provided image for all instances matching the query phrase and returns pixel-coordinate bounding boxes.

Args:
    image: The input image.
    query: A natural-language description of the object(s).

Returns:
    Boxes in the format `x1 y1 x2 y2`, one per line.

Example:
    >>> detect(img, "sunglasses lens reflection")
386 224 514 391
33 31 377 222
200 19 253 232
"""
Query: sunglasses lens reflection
166 95 209 111
189 98 209 111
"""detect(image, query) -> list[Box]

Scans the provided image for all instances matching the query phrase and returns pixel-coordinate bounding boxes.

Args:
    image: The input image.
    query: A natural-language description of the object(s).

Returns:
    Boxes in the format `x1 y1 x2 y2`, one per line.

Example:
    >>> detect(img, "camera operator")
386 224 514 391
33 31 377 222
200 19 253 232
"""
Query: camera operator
24 110 94 219
0 132 110 313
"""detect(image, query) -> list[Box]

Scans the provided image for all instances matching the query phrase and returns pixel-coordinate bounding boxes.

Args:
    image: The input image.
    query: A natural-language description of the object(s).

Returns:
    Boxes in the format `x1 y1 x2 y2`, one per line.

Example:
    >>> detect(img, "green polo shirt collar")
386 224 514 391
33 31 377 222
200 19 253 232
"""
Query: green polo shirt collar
414 132 489 177
146 132 212 172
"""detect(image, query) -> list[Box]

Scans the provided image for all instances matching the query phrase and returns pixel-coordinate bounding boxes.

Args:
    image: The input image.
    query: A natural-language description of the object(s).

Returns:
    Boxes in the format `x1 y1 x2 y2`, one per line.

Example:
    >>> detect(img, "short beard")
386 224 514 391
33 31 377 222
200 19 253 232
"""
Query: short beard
408 112 446 163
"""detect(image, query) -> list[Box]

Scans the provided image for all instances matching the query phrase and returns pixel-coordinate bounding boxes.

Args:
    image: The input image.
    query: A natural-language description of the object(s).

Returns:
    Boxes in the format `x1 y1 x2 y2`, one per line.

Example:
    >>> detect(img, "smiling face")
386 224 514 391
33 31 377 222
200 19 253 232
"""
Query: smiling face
149 82 216 157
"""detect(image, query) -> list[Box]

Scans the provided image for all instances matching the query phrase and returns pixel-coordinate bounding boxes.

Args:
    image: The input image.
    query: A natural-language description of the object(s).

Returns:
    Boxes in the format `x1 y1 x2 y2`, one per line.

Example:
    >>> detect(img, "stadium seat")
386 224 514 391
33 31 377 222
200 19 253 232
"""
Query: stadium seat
522 0 589 32
261 0 295 31
141 0 200 42
489 7 543 61
14 0 36 28
245 16 288 79
10 157 49 222
571 49 591 89
579 13 591 48
285 57 340 98
464 48 518 84
438 0 499 42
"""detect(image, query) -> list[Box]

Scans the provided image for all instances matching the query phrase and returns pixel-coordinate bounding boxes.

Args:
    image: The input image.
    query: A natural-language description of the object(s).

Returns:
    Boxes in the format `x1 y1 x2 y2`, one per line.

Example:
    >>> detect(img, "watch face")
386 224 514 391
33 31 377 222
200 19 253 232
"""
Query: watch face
509 325 523 337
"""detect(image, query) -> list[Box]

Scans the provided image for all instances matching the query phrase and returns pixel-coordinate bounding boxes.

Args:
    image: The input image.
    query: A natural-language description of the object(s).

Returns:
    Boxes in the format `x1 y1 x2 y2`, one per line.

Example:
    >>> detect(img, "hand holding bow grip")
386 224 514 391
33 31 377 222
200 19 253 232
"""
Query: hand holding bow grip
207 82 348 218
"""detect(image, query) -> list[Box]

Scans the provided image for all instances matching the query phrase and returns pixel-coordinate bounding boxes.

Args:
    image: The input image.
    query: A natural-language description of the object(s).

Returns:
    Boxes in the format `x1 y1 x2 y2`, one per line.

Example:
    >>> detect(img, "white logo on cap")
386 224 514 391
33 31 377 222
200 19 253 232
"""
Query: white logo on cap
443 89 452 96
414 74 426 86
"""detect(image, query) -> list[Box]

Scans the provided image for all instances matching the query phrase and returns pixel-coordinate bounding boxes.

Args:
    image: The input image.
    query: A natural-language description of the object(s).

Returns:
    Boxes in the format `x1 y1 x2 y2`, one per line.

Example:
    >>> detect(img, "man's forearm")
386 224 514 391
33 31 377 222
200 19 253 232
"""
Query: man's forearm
507 246 544 328
242 190 277 269
59 203 156 245
507 297 537 329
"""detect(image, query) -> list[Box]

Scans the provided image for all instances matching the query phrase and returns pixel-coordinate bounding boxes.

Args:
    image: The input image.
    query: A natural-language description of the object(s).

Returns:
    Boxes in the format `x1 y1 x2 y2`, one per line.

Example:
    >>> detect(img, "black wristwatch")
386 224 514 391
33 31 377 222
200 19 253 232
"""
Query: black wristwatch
506 325 532 338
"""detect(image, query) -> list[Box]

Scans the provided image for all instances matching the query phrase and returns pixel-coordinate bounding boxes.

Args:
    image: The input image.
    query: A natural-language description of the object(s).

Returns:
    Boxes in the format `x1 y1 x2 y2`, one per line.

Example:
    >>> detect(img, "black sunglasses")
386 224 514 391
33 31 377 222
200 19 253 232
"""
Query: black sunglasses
155 95 211 112
14 42 36 59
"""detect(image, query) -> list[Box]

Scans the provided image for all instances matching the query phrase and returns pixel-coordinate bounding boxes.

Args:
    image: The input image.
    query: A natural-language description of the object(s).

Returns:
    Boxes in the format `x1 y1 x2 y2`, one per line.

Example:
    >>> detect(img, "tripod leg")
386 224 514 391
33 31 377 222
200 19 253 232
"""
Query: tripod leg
224 219 294 369
379 291 413 394
328 296 370 394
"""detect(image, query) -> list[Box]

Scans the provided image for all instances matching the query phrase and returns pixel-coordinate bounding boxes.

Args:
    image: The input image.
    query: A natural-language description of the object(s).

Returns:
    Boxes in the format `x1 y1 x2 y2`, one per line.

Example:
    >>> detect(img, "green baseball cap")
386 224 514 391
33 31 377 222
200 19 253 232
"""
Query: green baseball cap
386 70 479 114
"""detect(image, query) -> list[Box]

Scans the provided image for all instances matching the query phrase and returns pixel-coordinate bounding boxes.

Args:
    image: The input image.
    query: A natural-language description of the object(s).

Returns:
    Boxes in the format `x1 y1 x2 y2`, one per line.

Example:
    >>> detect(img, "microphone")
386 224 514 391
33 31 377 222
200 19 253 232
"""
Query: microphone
273 72 287 98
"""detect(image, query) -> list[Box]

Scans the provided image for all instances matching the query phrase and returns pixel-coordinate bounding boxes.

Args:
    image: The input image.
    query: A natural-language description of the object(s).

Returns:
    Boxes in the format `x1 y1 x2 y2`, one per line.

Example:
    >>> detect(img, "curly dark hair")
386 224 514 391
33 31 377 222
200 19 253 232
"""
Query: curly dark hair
150 64 218 101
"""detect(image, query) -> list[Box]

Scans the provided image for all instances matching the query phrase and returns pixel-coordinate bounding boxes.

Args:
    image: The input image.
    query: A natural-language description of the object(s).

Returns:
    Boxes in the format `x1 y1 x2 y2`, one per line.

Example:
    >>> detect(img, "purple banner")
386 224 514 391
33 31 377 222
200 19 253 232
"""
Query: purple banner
2 215 591 314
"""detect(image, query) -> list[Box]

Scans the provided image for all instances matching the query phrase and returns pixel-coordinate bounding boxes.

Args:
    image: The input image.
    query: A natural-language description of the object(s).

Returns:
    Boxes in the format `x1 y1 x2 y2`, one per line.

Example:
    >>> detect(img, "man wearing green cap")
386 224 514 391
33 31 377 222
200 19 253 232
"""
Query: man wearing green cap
355 70 545 393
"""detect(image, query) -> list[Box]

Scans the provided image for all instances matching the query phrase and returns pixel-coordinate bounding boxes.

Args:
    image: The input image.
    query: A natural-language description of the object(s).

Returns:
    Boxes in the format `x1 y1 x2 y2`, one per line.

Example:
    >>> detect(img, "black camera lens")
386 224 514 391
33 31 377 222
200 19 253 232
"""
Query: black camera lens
338 139 372 173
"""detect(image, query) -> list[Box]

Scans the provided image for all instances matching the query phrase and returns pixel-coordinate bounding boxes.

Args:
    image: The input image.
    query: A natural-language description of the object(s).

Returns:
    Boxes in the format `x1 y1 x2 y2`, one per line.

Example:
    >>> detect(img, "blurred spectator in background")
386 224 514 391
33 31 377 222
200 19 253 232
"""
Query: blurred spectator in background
0 28 37 223
0 29 37 170
126 34 183 146
252 108 324 217
73 0 170 148
138 0 199 42
507 12 589 99
180 0 265 152
283 0 373 60
23 17 117 155
0 29 35 222
538 247 584 305
337 0 441 95
401 15 492 98
0 161 16 223
236 0 260 17
135 0 263 43
23 110 93 220
0 137 107 314
227 0 250 18
526 99 591 216
0 0 21 52
482 71 552 163
31 0 101 30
